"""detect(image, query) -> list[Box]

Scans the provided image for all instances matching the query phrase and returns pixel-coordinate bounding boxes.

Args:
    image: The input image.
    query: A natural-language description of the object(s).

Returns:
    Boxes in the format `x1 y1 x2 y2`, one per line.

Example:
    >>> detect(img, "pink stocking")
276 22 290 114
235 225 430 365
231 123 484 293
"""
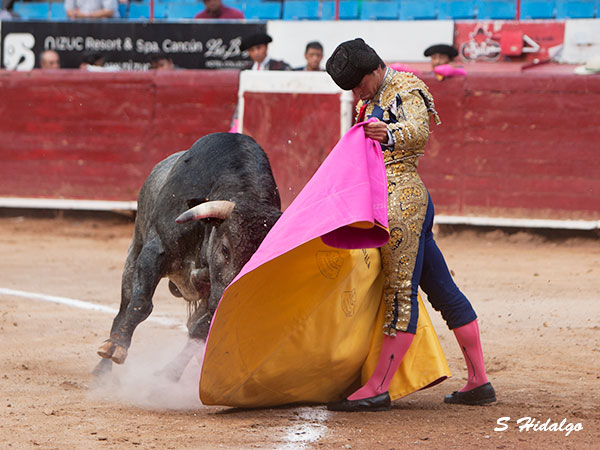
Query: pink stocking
347 332 414 401
453 319 489 392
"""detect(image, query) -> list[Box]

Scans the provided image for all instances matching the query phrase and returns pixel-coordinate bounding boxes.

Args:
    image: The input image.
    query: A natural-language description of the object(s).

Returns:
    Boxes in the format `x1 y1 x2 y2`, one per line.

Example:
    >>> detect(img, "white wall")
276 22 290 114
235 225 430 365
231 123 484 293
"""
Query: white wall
559 19 600 64
266 20 455 69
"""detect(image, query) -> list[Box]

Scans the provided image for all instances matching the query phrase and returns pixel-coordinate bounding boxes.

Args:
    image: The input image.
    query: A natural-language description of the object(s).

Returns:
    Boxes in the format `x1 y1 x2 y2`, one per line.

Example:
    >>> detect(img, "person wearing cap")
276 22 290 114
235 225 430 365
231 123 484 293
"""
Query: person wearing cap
228 33 291 133
240 33 292 71
325 38 495 412
424 43 466 81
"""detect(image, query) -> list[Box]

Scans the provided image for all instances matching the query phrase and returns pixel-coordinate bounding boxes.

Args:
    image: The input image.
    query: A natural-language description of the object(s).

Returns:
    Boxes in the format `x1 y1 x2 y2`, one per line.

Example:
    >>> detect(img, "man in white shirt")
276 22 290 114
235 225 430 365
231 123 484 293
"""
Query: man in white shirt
240 33 291 71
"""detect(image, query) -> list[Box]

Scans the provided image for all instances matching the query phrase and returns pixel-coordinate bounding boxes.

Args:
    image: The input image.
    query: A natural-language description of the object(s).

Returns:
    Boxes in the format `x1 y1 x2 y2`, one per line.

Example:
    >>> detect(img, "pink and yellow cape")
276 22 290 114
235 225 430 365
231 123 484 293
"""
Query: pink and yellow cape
199 123 450 408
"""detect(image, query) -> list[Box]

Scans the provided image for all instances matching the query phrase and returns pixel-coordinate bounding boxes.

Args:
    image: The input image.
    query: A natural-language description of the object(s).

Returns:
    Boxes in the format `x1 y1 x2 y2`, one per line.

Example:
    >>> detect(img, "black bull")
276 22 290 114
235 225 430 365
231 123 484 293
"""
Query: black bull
94 133 281 378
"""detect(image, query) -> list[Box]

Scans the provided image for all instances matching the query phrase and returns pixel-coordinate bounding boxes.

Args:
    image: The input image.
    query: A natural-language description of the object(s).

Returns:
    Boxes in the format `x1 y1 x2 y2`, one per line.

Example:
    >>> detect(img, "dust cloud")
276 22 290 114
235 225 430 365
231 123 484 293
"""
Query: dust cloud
89 335 205 410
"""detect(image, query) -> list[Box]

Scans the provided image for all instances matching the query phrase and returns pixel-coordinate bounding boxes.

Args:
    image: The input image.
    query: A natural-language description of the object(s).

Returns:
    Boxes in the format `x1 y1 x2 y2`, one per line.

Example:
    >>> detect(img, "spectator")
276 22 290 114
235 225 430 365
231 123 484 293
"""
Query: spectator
423 44 466 80
229 33 291 132
240 33 291 71
150 53 175 70
39 50 61 69
65 0 118 19
80 52 105 69
294 41 324 72
194 0 244 19
1 0 15 18
424 44 457 69
79 52 119 71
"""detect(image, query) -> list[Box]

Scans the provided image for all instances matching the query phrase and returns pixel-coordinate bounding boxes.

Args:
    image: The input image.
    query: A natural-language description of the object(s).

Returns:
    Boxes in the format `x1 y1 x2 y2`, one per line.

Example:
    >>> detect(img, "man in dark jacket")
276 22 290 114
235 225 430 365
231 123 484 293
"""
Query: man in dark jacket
240 33 291 71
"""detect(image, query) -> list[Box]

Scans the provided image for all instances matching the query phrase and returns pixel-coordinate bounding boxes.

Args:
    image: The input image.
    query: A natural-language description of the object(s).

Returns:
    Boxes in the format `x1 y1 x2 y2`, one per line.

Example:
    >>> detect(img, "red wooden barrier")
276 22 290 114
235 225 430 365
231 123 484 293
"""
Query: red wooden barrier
0 70 239 202
241 71 600 225
0 68 598 226
420 73 600 222
243 91 344 208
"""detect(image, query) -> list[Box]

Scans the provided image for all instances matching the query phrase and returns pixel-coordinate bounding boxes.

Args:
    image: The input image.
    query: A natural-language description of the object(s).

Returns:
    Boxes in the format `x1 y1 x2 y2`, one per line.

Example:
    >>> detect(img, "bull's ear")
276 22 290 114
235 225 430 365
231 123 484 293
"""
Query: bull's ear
187 197 209 209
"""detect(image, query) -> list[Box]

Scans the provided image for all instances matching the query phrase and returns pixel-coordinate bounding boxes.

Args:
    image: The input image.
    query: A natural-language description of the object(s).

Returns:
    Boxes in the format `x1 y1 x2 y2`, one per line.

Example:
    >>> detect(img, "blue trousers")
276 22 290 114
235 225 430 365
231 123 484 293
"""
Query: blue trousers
405 193 477 333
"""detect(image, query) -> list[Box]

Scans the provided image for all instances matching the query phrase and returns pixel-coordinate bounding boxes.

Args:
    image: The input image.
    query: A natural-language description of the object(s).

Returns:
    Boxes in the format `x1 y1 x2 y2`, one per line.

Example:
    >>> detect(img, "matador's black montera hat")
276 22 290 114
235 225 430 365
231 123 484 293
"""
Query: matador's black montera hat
423 44 459 59
326 38 384 91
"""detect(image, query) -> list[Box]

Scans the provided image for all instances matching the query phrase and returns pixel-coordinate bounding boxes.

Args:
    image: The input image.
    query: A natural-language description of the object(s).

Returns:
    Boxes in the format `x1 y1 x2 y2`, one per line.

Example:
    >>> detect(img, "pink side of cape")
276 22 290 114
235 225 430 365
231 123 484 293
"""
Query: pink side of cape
228 119 239 133
236 120 388 281
202 121 389 364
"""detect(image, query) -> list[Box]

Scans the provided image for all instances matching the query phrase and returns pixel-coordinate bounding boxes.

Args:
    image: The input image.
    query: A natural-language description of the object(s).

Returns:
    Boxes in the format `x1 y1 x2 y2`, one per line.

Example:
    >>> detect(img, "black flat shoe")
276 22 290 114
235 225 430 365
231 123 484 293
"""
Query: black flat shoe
327 392 391 412
444 382 496 405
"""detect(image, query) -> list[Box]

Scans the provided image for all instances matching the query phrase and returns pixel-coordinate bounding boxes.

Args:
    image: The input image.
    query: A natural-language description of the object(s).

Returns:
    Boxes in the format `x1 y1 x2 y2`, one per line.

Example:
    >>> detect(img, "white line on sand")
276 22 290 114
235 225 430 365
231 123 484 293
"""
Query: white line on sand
0 287 186 329
277 407 330 449
1 287 328 446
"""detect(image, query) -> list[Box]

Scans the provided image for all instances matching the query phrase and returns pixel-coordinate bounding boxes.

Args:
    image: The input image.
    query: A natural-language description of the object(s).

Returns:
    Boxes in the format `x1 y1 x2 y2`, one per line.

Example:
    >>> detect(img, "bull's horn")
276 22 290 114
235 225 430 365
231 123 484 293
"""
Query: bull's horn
176 200 235 223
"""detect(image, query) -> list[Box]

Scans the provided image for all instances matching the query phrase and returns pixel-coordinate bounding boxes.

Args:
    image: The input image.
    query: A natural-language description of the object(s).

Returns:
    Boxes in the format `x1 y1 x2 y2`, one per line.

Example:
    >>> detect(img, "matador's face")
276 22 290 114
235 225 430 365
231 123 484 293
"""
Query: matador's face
352 66 385 101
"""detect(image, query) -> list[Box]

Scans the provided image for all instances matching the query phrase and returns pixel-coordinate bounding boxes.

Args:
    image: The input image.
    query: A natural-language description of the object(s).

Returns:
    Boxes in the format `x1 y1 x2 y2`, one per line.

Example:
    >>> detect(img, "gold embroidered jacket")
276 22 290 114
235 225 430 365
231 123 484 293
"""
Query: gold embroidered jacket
356 69 440 167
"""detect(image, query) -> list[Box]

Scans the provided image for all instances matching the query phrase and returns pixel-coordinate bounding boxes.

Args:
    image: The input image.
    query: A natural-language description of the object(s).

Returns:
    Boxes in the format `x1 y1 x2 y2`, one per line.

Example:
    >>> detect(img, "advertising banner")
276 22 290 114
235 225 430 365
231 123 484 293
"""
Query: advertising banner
0 20 265 70
454 21 565 63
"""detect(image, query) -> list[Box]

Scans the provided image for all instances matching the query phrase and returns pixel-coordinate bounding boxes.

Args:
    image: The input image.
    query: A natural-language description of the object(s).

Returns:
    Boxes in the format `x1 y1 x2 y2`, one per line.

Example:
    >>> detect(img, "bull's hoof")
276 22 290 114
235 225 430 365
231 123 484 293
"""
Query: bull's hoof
111 345 128 364
97 340 116 359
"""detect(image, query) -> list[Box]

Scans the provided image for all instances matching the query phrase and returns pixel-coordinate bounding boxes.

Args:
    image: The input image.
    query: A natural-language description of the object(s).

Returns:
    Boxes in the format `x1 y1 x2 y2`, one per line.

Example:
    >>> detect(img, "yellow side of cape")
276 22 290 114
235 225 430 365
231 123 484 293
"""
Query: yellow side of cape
200 238 450 408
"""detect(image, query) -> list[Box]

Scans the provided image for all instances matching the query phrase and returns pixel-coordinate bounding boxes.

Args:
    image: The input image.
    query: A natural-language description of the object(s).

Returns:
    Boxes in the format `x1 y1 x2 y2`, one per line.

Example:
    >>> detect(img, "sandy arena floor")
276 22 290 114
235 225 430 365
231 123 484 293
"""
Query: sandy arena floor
0 212 598 449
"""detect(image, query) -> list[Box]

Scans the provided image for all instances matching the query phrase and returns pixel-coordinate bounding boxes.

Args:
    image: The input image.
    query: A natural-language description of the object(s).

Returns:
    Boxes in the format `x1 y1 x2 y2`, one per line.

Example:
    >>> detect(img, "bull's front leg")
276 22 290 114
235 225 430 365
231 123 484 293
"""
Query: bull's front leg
95 233 142 370
97 239 165 365
154 298 211 382
155 337 204 382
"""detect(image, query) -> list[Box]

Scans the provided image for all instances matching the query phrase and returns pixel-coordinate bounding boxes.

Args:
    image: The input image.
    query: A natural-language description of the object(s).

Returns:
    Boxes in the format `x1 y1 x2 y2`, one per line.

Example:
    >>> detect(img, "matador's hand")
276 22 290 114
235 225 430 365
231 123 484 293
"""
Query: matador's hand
364 120 389 144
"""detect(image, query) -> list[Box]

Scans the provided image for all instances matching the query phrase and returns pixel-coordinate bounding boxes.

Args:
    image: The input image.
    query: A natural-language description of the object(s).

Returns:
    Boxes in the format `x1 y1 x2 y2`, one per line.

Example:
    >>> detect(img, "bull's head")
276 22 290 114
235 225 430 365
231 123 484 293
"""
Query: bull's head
175 200 280 340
